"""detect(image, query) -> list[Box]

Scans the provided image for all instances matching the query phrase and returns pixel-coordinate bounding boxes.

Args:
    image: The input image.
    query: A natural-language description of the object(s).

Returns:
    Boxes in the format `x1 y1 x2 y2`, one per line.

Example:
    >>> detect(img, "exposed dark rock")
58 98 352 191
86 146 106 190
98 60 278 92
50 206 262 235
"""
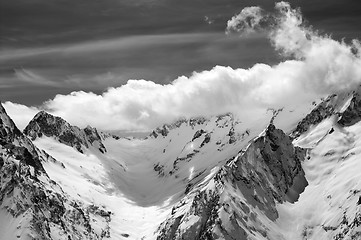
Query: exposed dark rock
155 126 169 137
228 127 236 144
0 103 44 172
83 126 107 153
0 103 22 143
0 145 111 239
192 129 206 141
200 133 211 148
156 124 307 239
338 92 361 127
24 111 106 154
291 95 336 138
154 163 166 177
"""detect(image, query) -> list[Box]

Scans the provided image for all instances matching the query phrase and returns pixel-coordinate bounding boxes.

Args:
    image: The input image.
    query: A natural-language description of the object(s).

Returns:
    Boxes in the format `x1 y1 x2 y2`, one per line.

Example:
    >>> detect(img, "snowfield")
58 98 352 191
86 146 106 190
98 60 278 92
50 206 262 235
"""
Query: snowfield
275 119 361 240
1 86 361 239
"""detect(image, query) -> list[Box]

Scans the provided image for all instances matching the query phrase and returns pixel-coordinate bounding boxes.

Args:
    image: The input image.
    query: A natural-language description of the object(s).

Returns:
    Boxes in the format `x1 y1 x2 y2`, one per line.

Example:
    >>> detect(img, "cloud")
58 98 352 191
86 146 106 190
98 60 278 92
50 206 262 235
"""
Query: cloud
14 68 60 87
226 6 269 36
5 2 361 132
0 33 218 62
227 2 361 94
64 72 128 88
2 32 268 91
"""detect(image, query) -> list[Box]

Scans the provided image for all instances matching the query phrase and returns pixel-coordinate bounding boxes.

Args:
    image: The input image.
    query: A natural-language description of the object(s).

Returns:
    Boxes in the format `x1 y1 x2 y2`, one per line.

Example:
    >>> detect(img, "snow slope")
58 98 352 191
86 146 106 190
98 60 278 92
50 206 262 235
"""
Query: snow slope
1 85 361 239
28 112 274 239
275 118 361 239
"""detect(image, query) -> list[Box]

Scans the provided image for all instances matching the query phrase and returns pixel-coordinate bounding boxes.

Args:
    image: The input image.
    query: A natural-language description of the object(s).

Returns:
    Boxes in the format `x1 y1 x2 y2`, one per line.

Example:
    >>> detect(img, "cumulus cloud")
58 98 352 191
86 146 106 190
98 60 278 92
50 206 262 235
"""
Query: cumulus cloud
226 1 361 94
5 2 361 131
226 6 269 36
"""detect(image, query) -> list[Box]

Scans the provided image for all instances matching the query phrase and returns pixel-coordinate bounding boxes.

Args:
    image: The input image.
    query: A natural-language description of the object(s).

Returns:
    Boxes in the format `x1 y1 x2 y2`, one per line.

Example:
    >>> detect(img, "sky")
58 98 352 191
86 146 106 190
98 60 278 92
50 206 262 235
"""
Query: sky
1 0 360 105
1 1 361 131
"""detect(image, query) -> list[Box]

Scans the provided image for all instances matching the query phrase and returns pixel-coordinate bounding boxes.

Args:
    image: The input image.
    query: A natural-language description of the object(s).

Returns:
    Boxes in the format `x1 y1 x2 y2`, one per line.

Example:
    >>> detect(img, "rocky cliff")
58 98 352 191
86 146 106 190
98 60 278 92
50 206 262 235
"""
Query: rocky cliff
24 111 106 153
156 124 307 240
0 103 111 239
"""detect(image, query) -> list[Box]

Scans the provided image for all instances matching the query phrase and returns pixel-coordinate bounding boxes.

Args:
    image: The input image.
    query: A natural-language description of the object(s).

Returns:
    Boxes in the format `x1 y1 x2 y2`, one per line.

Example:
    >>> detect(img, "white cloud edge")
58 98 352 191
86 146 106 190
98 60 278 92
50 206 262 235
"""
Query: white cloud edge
3 2 361 132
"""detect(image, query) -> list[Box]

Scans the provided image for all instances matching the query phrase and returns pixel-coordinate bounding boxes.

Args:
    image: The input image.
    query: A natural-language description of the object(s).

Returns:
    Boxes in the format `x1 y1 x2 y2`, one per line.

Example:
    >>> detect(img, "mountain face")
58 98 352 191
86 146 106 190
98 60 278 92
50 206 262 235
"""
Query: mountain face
24 111 106 154
338 89 361 126
1 85 361 240
0 104 111 240
156 124 307 240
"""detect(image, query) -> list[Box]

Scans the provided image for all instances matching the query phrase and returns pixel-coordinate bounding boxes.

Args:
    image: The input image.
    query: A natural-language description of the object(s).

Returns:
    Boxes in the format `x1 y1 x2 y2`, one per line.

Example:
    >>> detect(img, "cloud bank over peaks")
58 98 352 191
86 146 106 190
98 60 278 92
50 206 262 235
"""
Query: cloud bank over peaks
4 2 361 131
227 1 361 94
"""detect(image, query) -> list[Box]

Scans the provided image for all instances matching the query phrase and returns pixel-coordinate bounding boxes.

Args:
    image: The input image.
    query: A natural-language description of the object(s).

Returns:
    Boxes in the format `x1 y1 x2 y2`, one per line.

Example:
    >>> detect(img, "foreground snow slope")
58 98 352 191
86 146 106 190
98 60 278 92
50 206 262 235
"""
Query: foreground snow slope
276 117 361 240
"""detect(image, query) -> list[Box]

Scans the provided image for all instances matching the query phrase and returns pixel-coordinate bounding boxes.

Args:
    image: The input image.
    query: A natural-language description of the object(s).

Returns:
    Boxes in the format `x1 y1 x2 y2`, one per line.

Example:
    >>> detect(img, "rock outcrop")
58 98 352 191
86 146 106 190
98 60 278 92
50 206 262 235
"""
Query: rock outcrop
156 124 307 240
291 95 336 138
338 90 361 127
0 102 111 239
24 111 106 153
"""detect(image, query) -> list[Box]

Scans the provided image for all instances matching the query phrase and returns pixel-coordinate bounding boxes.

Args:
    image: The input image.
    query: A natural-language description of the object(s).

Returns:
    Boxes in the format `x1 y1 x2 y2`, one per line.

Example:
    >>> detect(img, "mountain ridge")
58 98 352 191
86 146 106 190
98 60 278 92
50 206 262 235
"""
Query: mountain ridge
0 102 112 240
24 110 106 154
1 85 361 239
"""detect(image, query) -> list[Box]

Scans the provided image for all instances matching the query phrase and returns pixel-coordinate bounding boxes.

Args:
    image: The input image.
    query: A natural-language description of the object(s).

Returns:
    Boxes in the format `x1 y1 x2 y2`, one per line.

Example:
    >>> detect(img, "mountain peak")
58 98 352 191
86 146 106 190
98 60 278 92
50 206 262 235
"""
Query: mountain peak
24 111 106 153
24 110 72 140
338 85 361 126
0 102 22 144
156 125 308 239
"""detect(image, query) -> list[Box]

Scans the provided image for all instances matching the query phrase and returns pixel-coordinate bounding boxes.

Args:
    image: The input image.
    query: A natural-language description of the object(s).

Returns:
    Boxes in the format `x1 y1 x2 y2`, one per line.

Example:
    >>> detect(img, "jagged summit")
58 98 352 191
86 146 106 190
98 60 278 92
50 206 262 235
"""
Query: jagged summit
290 86 361 139
0 102 112 239
0 102 22 144
0 102 45 171
156 124 307 239
24 110 106 153
2 85 361 239
338 85 361 126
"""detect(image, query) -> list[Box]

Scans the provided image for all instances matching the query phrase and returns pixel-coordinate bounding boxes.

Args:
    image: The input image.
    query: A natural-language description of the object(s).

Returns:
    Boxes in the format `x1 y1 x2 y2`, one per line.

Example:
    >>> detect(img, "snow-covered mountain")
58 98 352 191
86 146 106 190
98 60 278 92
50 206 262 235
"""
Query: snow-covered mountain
1 85 361 239
0 104 112 240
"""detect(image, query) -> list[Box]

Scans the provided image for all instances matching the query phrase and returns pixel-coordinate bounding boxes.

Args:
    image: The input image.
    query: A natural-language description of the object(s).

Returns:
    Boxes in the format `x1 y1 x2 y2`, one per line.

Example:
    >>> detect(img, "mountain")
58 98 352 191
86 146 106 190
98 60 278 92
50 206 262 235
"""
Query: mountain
156 123 307 239
24 111 106 154
0 103 111 240
1 85 361 239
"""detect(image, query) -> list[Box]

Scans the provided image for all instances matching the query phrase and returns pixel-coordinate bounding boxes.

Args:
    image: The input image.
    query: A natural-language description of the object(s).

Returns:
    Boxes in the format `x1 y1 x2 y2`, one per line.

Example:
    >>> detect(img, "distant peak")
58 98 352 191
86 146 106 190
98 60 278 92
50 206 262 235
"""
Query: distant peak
149 114 236 139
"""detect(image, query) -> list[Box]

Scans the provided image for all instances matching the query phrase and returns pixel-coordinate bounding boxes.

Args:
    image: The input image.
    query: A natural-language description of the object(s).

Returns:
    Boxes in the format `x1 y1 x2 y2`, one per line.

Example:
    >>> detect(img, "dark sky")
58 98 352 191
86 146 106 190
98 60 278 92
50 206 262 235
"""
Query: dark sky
1 0 360 105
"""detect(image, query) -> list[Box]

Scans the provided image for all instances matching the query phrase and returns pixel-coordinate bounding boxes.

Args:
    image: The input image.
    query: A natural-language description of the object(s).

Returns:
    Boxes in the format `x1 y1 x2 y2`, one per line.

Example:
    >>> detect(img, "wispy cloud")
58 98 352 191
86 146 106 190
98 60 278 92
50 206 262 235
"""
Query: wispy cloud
14 68 60 87
1 32 275 92
0 33 218 61
4 3 361 132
